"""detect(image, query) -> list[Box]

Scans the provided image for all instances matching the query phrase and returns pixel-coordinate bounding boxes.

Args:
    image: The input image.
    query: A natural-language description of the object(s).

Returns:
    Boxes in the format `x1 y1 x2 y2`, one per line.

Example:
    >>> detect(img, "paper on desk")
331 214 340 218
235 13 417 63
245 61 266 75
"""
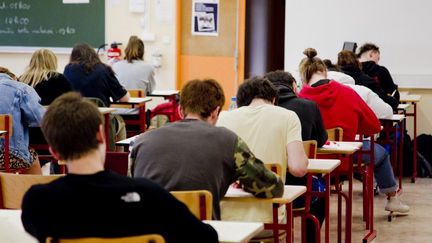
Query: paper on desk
322 142 359 151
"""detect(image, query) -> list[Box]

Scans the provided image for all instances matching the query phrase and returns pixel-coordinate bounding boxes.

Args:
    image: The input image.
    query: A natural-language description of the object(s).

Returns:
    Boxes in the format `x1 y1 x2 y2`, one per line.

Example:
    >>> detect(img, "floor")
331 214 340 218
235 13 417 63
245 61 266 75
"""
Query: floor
293 178 432 243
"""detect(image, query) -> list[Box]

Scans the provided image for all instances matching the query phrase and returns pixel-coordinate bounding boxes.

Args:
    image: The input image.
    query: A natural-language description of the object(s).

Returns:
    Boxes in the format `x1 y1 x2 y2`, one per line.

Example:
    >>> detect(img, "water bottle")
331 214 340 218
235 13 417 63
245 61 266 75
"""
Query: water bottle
228 96 237 111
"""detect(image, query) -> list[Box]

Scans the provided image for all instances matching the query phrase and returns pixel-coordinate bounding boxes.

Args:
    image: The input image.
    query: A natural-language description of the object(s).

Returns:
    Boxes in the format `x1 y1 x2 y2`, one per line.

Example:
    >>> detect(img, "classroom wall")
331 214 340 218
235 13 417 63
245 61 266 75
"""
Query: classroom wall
0 0 176 90
285 0 432 137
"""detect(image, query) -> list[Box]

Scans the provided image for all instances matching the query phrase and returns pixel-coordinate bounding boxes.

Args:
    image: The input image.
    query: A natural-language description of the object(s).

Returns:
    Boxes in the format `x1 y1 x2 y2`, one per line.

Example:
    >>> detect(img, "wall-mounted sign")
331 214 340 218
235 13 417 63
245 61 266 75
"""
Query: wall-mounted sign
191 0 219 36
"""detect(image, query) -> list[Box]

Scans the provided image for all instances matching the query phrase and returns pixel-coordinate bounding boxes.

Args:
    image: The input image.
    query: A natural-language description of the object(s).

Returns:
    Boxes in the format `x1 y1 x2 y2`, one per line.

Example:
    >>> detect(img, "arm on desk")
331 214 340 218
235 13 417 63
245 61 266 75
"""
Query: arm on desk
118 92 130 102
234 137 284 198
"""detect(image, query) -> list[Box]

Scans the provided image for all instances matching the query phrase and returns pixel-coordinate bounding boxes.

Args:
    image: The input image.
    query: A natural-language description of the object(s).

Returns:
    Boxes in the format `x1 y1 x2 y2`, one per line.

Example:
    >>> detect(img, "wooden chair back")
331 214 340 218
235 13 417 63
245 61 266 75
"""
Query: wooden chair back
128 89 146 98
0 172 63 209
303 140 317 159
170 190 212 220
0 114 12 172
264 163 282 176
326 127 343 141
46 234 165 243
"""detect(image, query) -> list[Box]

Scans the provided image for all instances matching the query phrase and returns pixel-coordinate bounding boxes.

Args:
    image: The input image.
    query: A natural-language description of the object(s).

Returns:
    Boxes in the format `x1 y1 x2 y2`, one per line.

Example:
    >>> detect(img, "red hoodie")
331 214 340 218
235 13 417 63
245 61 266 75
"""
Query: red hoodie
299 80 381 141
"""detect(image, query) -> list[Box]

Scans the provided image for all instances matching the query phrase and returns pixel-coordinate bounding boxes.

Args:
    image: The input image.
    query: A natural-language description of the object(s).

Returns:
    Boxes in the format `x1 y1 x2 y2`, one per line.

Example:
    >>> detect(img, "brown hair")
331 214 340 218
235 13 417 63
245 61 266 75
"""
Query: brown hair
0 66 17 80
69 43 102 73
236 76 278 107
41 92 103 160
337 50 361 69
357 43 380 57
180 79 225 119
264 70 297 89
299 48 327 83
124 36 144 63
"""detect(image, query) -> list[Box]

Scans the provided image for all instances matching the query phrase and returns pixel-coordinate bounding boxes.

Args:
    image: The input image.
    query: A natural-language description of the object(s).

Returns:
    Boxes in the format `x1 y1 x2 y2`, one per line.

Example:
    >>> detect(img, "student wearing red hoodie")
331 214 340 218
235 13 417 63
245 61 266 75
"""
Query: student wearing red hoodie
298 48 409 214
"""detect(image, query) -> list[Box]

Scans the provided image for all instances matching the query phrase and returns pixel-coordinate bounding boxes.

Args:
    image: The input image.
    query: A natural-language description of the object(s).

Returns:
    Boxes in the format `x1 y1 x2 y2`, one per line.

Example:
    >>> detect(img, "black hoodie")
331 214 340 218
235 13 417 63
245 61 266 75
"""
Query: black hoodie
275 83 327 147
340 64 399 111
361 61 400 101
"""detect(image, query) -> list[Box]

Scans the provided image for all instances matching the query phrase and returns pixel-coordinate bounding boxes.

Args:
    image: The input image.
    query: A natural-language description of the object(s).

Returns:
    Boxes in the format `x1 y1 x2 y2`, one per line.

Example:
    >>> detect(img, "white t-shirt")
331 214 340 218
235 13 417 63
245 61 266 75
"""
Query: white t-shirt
217 104 302 223
112 60 155 94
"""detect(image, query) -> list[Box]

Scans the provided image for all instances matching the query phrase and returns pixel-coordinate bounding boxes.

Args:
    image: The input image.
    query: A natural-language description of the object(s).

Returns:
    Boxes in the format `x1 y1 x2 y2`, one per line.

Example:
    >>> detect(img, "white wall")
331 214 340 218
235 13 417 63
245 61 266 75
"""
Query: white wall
0 0 176 90
284 0 432 88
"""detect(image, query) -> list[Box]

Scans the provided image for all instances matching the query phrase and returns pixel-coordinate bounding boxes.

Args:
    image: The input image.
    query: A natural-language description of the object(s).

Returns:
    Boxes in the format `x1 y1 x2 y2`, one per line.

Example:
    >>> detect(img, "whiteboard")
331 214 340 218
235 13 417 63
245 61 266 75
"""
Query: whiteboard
284 0 432 88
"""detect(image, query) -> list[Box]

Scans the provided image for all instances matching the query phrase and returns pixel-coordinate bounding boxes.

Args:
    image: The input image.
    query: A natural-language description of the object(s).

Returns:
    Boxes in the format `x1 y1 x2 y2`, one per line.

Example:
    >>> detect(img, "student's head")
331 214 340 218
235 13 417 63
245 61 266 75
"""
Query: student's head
298 48 327 84
264 70 297 93
0 66 17 80
236 76 278 107
69 43 102 72
323 59 340 72
20 49 58 86
357 43 380 63
124 35 145 63
180 79 225 124
41 92 105 161
337 50 361 69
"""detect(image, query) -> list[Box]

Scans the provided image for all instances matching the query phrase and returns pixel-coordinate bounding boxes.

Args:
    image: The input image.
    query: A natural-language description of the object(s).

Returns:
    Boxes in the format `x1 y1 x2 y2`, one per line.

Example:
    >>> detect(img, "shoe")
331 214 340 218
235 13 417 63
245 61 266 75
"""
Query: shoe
385 195 410 213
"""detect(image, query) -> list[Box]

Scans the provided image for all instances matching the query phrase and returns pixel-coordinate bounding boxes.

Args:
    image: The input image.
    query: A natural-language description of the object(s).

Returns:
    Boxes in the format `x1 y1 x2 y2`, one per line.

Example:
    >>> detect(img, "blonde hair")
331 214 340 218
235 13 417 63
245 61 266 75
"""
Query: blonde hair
20 49 58 87
298 48 327 84
124 35 144 63
0 66 17 80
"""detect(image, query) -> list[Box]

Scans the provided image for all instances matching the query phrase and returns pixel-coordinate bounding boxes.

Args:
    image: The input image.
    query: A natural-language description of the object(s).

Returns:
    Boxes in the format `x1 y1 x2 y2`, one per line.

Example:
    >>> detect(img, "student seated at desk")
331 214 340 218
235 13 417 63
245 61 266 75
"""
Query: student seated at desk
298 48 409 213
21 92 218 243
217 77 308 239
131 79 283 220
357 43 400 101
112 36 156 94
265 70 327 243
64 43 130 107
20 49 72 106
0 67 44 174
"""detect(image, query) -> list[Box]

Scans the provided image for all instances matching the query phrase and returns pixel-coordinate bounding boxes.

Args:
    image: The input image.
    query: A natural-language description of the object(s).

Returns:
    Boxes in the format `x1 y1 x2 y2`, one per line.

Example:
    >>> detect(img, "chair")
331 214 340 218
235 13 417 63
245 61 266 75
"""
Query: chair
46 234 165 243
0 172 63 209
170 190 212 220
0 114 12 173
303 140 317 159
326 127 343 141
128 89 146 98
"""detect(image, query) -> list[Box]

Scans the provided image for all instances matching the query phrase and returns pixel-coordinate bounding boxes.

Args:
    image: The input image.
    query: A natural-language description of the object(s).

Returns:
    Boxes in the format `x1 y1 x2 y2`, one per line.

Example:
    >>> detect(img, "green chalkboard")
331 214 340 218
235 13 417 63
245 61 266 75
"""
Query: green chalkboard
0 0 104 48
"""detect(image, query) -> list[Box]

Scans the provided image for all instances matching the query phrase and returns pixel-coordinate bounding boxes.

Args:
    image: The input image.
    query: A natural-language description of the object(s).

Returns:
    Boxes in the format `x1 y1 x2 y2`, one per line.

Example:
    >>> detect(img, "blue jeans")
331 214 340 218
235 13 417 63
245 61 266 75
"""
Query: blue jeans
360 141 398 194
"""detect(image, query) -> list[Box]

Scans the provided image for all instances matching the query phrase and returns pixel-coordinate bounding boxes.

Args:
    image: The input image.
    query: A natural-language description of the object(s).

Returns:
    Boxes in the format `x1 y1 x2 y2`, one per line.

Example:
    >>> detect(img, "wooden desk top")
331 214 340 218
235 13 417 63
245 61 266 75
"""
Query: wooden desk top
380 114 405 122
115 135 140 146
307 159 341 173
0 210 37 243
126 97 152 104
224 185 306 204
400 94 421 103
318 141 363 155
149 90 179 97
397 103 411 110
204 220 264 243
98 107 117 114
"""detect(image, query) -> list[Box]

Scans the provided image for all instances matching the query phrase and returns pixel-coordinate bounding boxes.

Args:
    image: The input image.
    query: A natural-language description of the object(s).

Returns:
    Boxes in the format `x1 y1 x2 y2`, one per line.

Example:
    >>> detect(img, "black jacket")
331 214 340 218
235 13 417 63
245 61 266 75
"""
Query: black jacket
361 61 400 101
341 64 399 111
276 83 327 147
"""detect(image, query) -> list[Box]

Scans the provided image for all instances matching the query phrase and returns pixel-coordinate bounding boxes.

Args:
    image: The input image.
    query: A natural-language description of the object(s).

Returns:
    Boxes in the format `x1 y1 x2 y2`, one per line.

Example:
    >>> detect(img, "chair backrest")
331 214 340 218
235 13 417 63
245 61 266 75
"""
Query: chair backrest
326 127 343 141
303 140 317 159
0 114 12 137
264 163 282 176
46 234 165 243
0 173 63 209
128 89 146 98
170 190 212 220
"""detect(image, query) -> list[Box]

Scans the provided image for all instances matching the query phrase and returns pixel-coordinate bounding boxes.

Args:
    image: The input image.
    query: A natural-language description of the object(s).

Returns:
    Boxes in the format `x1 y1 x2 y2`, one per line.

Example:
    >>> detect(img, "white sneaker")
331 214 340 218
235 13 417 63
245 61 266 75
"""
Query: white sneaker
385 196 410 213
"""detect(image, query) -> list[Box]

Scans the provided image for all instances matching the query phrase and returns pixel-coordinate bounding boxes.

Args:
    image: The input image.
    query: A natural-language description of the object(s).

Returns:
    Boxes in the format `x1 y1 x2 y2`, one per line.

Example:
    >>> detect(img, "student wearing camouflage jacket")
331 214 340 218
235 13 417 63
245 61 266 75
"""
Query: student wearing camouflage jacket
131 79 284 220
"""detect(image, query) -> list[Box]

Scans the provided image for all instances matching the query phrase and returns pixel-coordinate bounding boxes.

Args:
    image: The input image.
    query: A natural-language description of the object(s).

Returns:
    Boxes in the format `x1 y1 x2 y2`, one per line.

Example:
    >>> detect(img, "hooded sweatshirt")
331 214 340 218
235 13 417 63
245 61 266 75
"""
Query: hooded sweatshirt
361 61 399 101
299 80 381 141
275 83 327 147
340 64 399 111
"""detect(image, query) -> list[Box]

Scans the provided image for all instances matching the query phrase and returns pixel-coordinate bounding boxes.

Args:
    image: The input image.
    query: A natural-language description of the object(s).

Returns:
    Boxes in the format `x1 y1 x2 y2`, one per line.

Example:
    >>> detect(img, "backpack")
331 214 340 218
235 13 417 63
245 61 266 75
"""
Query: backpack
416 134 432 177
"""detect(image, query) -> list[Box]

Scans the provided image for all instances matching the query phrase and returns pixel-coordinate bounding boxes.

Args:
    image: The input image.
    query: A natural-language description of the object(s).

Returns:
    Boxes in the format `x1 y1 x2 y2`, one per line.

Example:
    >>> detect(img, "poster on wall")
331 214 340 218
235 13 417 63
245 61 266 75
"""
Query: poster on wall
191 0 219 36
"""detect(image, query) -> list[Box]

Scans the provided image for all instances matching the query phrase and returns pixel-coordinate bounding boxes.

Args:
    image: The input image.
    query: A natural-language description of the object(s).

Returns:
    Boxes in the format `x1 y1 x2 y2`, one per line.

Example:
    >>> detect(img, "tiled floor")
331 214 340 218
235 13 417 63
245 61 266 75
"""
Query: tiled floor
293 178 432 243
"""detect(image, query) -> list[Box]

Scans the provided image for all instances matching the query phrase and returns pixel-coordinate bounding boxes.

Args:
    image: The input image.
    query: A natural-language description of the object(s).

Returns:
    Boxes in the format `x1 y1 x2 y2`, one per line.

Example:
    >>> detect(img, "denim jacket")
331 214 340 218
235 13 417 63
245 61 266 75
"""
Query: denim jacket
0 73 45 164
